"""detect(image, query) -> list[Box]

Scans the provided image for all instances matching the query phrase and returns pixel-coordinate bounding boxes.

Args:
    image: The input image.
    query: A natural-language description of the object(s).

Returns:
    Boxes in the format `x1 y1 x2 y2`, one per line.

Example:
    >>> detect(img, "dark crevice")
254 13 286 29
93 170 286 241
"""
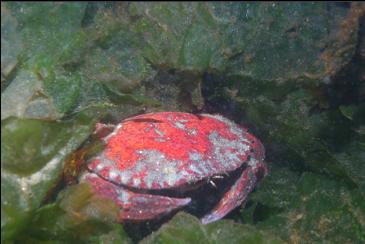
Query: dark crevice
81 3 99 28
324 10 365 108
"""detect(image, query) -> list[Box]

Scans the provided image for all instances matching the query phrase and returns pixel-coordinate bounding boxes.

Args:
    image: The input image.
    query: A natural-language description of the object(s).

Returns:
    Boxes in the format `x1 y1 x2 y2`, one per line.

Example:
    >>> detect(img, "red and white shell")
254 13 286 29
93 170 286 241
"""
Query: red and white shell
88 112 265 190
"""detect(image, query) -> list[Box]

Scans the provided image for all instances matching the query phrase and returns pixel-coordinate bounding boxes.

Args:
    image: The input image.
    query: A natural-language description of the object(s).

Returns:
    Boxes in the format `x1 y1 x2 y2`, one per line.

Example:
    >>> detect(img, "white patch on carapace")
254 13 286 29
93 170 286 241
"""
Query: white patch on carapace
202 114 250 143
189 164 202 175
144 172 155 188
119 171 132 185
226 151 240 161
248 157 258 168
87 152 136 186
96 163 105 171
174 121 186 130
208 130 250 171
165 173 178 186
109 170 119 181
189 151 203 161
89 155 116 173
200 160 216 174
103 123 123 143
188 128 198 136
153 126 165 137
166 113 175 122
126 149 188 189
188 152 217 177
133 178 141 187
116 188 130 204
79 172 98 182
144 126 152 132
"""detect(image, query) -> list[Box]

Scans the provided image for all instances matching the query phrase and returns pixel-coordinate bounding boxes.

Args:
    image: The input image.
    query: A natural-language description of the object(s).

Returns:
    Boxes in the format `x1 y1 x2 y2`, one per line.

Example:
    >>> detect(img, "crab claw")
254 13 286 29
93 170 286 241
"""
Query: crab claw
82 173 191 221
201 167 258 224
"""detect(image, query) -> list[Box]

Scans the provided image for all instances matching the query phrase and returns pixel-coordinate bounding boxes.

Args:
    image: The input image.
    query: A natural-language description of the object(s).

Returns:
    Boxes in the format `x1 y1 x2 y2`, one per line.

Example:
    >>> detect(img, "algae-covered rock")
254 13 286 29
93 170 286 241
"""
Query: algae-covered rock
1 70 61 120
5 2 86 66
1 2 363 243
1 3 22 88
241 166 365 243
17 184 131 243
1 114 95 242
1 2 157 119
141 212 284 244
102 2 352 81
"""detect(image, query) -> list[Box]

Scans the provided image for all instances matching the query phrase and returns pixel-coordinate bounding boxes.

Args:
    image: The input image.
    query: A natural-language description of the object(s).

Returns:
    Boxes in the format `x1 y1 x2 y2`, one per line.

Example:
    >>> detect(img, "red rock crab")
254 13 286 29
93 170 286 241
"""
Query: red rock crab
81 112 267 224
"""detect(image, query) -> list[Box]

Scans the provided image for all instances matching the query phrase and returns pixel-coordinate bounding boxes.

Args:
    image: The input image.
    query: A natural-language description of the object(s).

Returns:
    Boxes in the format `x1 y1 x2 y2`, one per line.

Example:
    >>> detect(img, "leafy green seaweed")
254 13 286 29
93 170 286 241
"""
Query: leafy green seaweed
141 212 284 244
1 114 95 242
1 2 363 243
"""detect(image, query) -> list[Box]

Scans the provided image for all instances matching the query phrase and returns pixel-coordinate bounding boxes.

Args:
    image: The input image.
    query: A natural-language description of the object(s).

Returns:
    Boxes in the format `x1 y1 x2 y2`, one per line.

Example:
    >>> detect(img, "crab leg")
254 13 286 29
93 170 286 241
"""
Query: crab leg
82 173 191 221
201 167 257 224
